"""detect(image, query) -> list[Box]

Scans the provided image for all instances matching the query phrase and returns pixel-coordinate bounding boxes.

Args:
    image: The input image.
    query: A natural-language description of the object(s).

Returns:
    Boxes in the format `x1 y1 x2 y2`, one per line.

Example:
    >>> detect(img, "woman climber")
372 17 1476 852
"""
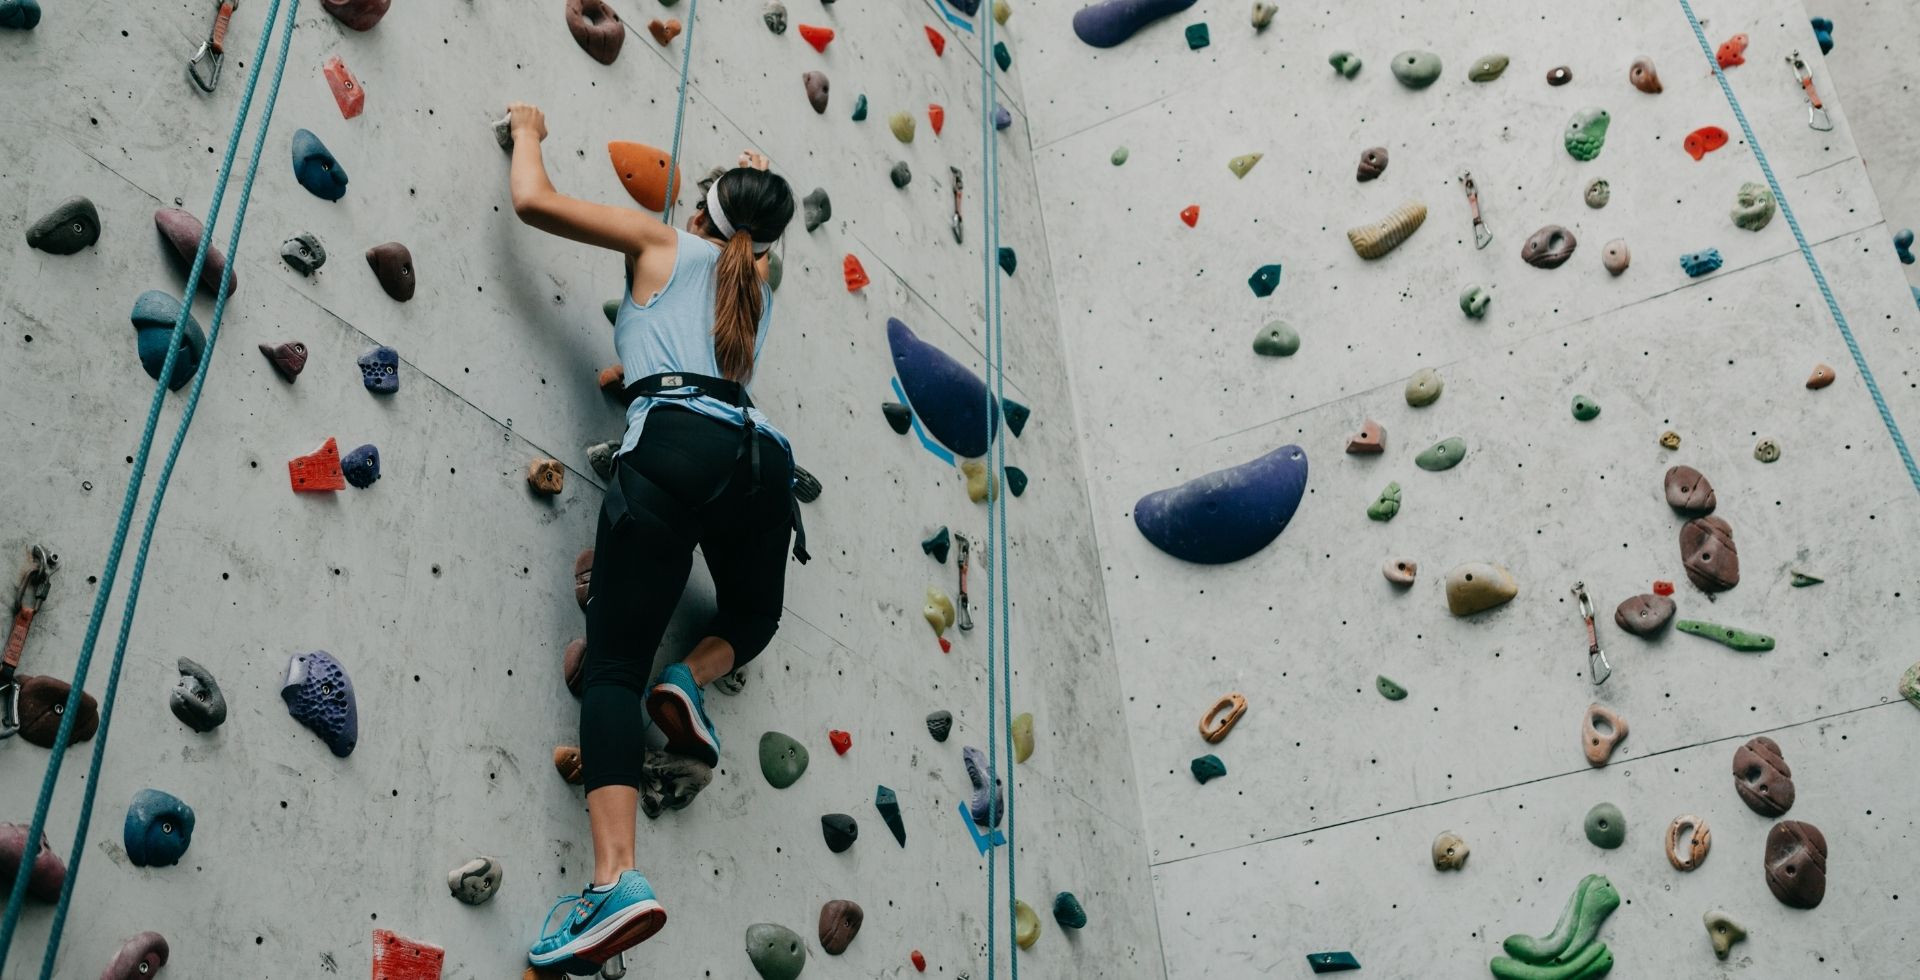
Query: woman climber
504 101 802 973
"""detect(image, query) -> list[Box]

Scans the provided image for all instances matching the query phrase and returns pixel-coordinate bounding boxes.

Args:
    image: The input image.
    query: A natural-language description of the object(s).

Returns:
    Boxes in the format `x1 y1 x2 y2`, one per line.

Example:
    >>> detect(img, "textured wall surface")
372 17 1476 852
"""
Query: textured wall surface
1817 0 1920 292
0 0 1162 977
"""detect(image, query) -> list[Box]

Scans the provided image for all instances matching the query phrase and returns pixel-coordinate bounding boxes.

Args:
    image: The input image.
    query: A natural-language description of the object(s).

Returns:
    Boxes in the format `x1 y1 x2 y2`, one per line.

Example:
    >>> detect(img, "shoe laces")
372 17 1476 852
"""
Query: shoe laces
538 892 586 937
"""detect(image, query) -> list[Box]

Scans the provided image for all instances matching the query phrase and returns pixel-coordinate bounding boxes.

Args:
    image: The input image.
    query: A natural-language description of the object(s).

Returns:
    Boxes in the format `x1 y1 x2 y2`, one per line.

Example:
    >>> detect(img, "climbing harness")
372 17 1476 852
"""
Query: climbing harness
0 0 299 973
1459 171 1492 249
950 167 965 244
1676 0 1920 497
187 0 238 93
1572 582 1611 686
1785 52 1833 132
954 532 974 631
0 545 56 740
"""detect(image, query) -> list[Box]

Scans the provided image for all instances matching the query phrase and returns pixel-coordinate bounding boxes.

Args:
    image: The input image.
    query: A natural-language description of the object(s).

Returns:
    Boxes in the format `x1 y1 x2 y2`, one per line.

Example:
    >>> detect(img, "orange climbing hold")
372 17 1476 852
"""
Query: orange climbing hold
1683 126 1728 161
322 56 364 119
289 437 347 493
1716 33 1748 69
926 26 945 56
370 929 444 980
928 104 945 135
528 458 565 496
799 24 834 53
607 141 683 213
829 729 852 754
1180 205 1199 227
1653 579 1676 596
648 18 682 45
843 254 870 292
598 363 626 396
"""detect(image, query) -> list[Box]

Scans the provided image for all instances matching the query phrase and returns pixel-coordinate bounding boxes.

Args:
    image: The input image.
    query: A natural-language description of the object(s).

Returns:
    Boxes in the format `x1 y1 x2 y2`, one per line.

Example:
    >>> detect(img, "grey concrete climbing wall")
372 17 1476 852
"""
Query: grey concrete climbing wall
1812 0 1920 292
0 1 1163 977
1022 0 1920 975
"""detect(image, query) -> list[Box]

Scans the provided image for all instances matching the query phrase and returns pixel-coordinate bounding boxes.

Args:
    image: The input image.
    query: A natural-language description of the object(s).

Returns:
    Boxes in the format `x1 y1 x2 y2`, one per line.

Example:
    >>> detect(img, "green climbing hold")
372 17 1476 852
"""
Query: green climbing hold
1415 437 1466 471
1184 23 1209 49
1571 396 1600 421
1675 620 1775 652
1247 263 1282 297
1460 285 1490 318
1731 181 1776 231
1367 482 1401 522
1405 367 1443 406
889 111 916 143
767 251 783 292
1053 891 1087 929
1002 397 1030 437
1328 51 1362 78
744 922 807 980
1900 661 1920 708
1190 754 1227 784
603 299 620 324
1468 54 1510 82
1390 50 1442 89
994 40 1011 71
1252 321 1300 356
1111 146 1129 166
1375 675 1407 701
998 247 1017 275
1563 107 1612 161
1005 466 1028 497
1583 803 1626 849
1228 153 1262 179
851 94 868 121
1790 570 1822 587
1497 873 1619 969
759 731 810 788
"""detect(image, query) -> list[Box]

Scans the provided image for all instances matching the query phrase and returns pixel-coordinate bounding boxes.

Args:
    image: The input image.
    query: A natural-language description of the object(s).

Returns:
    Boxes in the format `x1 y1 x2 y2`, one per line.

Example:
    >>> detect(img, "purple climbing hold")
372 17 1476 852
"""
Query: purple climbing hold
0 822 66 902
341 444 381 488
154 208 238 300
100 931 169 980
964 745 1003 828
282 650 359 757
123 788 195 868
888 318 1000 458
130 290 207 392
1134 444 1308 564
358 345 399 393
1072 0 1198 48
994 105 1012 131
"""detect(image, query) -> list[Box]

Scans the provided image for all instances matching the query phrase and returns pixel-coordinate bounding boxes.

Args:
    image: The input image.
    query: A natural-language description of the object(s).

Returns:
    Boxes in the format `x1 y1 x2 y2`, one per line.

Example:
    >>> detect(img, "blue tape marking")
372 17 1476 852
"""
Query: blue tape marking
930 0 975 33
891 376 957 466
958 800 1006 854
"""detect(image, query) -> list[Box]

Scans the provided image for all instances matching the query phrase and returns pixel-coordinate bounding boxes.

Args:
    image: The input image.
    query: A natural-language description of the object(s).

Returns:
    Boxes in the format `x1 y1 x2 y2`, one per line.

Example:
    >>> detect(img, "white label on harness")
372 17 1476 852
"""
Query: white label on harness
662 374 684 388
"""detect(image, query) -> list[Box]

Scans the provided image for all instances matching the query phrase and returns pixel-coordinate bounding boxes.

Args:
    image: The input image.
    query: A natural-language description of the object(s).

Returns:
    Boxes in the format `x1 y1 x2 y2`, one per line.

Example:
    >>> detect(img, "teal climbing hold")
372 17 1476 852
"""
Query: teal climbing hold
1460 285 1491 318
851 94 868 121
1584 802 1625 849
0 0 40 29
1184 23 1209 49
1111 147 1129 166
922 526 950 562
1308 952 1361 973
744 923 807 980
1328 51 1362 78
1680 248 1723 277
129 291 208 392
123 788 195 867
291 128 349 201
875 785 906 847
1190 754 1227 783
1005 466 1028 496
1415 437 1466 471
1002 397 1030 437
1375 675 1407 700
1248 263 1282 297
1390 50 1442 89
998 247 1017 275
1054 891 1087 929
994 40 1011 70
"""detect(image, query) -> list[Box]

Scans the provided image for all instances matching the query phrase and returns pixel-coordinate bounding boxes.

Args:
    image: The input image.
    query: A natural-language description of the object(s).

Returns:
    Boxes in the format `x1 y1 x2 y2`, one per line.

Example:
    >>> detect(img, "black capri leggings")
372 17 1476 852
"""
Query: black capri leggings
581 405 794 791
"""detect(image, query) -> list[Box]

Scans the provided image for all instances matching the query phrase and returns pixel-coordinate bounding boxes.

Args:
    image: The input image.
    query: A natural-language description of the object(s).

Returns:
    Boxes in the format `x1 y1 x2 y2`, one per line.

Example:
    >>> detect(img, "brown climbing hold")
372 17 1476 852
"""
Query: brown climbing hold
1666 814 1711 871
1680 516 1739 592
1613 594 1674 636
553 745 584 784
819 899 864 955
1659 430 1682 450
154 208 238 299
565 0 625 64
1629 56 1662 93
574 549 593 609
1546 65 1572 85
1356 147 1388 182
1443 562 1517 616
1764 820 1827 909
1664 465 1716 516
1345 419 1385 454
803 70 830 113
563 638 587 697
1522 225 1577 268
1383 558 1417 586
1581 703 1627 766
1602 239 1630 275
1732 736 1796 817
528 458 565 496
608 141 684 213
648 17 682 45
1198 693 1247 744
15 675 100 748
258 342 308 382
321 0 389 31
1806 363 1835 389
364 242 415 302
598 363 627 398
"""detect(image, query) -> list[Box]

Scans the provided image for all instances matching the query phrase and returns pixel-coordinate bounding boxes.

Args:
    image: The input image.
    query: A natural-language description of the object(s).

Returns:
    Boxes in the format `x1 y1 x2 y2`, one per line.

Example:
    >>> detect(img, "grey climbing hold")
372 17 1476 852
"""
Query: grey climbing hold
1731 182 1776 231
965 745 1004 826
1252 321 1300 356
1405 367 1443 406
1680 248 1723 277
25 197 100 254
762 0 786 33
1460 285 1490 318
1248 263 1282 297
169 657 228 732
1190 754 1227 783
793 464 820 502
0 0 41 29
1563 108 1611 161
639 750 714 817
1584 179 1610 209
759 731 810 788
875 785 906 847
926 710 952 742
1703 910 1746 960
1390 50 1441 88
447 856 503 905
291 128 349 202
1468 54 1509 82
1111 146 1129 166
767 251 783 292
883 402 913 434
1250 2 1275 30
280 232 327 275
890 162 911 188
850 94 867 121
744 923 806 980
803 188 831 232
1444 562 1518 616
820 813 858 853
1367 482 1401 522
129 290 207 392
1415 437 1465 471
1003 397 1030 437
1584 802 1626 848
1005 466 1028 497
1571 395 1600 421
587 440 619 478
921 526 950 562
1375 675 1407 700
802 70 829 114
1328 51 1362 78
1054 891 1088 928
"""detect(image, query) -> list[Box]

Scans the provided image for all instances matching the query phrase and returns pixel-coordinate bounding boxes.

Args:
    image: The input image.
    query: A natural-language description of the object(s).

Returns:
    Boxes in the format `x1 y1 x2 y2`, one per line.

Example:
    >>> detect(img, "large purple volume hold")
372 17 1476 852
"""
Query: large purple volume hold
887 318 1000 458
1134 445 1309 563
1072 0 1198 48
282 650 359 757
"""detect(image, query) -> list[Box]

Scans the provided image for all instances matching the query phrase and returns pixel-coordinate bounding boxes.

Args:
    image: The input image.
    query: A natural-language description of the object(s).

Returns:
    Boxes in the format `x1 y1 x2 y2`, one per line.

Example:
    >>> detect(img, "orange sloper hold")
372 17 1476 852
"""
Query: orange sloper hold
370 929 444 980
607 141 683 213
799 24 834 53
928 104 945 135
289 437 346 492
843 254 870 292
926 26 945 56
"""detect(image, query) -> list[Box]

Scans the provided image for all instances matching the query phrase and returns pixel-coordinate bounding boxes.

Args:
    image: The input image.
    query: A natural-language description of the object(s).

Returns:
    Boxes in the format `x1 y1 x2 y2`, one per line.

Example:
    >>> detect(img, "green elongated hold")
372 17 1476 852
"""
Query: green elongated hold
1375 675 1407 700
1111 146 1129 166
1460 285 1491 318
1571 396 1600 421
1416 437 1466 471
1504 878 1586 965
1390 50 1442 89
759 731 811 788
1490 941 1613 980
1556 878 1622 961
1468 54 1510 82
1675 620 1775 652
1228 153 1262 178
1328 50 1362 78
1563 107 1611 161
851 94 868 121
1502 874 1618 964
1253 321 1300 356
1790 570 1822 587
1367 482 1401 521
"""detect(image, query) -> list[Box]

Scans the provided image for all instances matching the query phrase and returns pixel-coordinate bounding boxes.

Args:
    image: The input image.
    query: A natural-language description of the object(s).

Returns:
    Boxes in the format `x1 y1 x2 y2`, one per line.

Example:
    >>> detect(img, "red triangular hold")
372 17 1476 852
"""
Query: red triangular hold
798 24 834 53
928 104 945 135
938 636 952 654
289 437 347 493
1180 205 1199 227
370 929 444 980
925 26 945 56
829 729 852 755
843 254 870 292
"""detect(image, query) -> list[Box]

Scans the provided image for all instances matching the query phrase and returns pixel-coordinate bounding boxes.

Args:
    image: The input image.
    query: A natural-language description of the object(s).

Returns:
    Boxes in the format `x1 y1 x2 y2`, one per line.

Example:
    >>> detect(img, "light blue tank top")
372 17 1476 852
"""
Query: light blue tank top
614 228 791 457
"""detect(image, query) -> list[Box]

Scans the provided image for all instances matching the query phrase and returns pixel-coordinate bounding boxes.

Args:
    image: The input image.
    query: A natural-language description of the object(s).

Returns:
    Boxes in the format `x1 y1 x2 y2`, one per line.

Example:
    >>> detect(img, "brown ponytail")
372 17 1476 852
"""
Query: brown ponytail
712 230 762 382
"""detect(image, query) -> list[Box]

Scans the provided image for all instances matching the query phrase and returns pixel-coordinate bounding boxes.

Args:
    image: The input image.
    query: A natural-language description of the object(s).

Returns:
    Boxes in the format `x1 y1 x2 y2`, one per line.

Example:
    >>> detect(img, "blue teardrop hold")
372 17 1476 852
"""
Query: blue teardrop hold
129 291 207 392
888 318 1000 458
291 128 349 202
1134 444 1309 564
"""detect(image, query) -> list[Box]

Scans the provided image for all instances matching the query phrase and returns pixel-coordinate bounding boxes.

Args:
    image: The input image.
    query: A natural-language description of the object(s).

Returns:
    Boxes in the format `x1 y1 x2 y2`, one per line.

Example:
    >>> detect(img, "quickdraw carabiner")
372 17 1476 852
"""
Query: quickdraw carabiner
1459 170 1492 250
188 0 239 93
2 544 57 739
949 166 965 245
1572 581 1611 686
954 532 974 632
1787 52 1834 132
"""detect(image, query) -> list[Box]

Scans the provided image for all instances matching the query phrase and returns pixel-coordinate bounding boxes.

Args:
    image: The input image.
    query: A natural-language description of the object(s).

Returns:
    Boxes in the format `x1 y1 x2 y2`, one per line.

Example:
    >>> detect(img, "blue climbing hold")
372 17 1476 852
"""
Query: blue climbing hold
1005 466 1028 496
1679 248 1723 278
1895 229 1914 265
998 247 1017 275
948 0 980 15
1911 285 1920 310
358 346 399 393
129 291 207 392
994 104 1012 131
342 444 381 488
0 0 40 29
123 789 195 868
1002 397 1030 437
1810 17 1833 55
291 129 349 201
875 785 907 847
1133 444 1308 564
282 650 359 757
1072 0 1197 48
887 318 1000 458
1248 263 1282 297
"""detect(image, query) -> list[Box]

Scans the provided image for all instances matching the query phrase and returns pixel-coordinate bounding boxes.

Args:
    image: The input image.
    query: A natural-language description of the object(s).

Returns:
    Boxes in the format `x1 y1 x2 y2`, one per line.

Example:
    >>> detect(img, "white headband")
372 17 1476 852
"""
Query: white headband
707 178 772 254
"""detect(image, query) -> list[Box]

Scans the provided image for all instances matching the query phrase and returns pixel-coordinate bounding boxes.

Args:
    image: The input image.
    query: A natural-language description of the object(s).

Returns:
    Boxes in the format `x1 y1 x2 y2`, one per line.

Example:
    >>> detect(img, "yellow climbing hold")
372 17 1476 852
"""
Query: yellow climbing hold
1011 713 1034 762
1014 899 1040 948
924 588 955 637
889 111 916 143
994 0 1011 24
962 459 999 502
1228 153 1262 178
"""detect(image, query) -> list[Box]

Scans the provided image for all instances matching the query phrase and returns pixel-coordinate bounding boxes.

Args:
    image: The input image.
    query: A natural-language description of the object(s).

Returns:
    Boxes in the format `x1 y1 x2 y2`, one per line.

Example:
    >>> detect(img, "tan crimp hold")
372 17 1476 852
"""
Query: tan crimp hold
553 745 584 785
1581 703 1627 766
1199 693 1248 744
1347 201 1427 259
1666 814 1711 871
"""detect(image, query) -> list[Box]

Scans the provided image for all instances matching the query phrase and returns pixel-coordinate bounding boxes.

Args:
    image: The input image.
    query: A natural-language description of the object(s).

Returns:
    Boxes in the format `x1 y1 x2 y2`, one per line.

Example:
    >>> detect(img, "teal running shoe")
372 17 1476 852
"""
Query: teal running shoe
528 870 667 974
647 662 720 767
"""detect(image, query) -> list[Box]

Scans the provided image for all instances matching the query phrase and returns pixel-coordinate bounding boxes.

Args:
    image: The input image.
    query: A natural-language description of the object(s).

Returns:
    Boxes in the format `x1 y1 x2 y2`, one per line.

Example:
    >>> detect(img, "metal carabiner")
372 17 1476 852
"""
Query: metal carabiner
1787 52 1834 132
600 951 627 979
188 0 239 93
1459 170 1492 250
949 166 965 244
3 545 57 740
1572 582 1612 686
954 532 974 632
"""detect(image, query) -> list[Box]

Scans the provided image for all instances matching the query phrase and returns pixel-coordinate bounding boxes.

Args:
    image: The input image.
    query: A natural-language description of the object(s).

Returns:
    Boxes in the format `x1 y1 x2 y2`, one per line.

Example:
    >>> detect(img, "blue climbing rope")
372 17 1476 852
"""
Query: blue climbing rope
0 1 299 973
661 0 699 225
1675 0 1920 495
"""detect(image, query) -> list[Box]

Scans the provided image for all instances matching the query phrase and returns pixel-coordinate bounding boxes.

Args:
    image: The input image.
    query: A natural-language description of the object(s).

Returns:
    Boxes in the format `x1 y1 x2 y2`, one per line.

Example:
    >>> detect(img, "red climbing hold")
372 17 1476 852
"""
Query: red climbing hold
938 636 952 654
370 928 444 980
912 950 927 971
928 104 945 135
1716 33 1748 69
799 23 835 53
829 730 852 755
926 26 945 56
1180 205 1199 227
843 254 870 292
289 438 347 493
1683 126 1729 161
323 56 364 119
1653 579 1675 596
